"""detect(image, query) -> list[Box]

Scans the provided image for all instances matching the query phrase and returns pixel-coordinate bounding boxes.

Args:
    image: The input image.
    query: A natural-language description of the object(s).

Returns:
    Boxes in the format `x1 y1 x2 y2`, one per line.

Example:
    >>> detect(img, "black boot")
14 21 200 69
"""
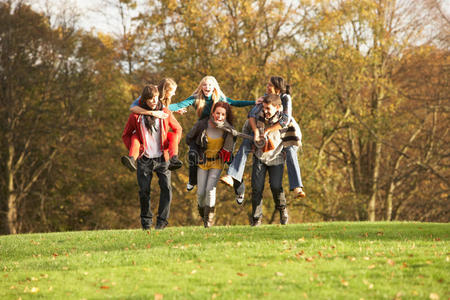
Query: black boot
168 155 183 171
121 155 137 172
198 205 205 219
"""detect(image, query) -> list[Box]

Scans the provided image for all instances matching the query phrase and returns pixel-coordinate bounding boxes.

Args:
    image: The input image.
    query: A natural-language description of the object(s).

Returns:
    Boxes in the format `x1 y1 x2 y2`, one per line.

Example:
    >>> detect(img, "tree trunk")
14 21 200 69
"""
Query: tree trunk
368 139 381 221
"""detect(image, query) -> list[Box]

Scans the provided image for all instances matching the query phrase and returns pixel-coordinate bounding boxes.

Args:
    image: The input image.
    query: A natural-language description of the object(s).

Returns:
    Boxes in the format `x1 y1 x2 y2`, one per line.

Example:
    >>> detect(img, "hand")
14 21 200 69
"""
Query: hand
151 111 169 119
254 134 263 143
219 149 231 163
255 96 264 104
175 108 187 115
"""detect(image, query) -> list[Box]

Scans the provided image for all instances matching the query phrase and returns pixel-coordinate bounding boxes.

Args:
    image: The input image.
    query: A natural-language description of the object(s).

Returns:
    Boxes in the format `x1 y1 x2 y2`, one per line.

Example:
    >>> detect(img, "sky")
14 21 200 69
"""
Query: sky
30 0 450 36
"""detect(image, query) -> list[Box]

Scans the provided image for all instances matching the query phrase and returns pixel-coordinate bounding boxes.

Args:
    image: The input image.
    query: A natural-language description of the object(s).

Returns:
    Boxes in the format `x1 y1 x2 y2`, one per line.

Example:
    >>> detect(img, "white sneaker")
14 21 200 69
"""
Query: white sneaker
186 183 195 191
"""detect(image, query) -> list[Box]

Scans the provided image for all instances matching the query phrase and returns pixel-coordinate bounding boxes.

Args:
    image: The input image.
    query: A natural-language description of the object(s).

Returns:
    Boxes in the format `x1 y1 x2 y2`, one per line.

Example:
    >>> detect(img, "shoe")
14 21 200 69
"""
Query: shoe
155 223 167 230
168 155 183 171
220 175 234 187
186 183 195 191
121 155 137 172
235 194 244 206
279 207 288 225
251 217 262 227
293 187 306 198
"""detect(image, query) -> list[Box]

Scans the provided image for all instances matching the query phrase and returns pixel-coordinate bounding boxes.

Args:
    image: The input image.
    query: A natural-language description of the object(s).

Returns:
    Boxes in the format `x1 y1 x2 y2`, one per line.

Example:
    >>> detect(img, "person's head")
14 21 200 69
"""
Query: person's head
266 76 290 95
158 78 177 107
140 85 160 110
262 93 282 120
211 101 234 125
193 76 226 118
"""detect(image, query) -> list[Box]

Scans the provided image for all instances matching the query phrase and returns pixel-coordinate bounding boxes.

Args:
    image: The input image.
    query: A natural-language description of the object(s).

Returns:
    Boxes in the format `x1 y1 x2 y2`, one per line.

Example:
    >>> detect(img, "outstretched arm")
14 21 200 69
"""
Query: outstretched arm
129 97 168 118
168 95 196 112
225 97 255 107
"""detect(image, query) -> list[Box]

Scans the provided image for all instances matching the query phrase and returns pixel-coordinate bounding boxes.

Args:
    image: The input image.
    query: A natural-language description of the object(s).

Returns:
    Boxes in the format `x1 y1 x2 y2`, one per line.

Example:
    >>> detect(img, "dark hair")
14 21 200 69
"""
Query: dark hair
139 85 162 131
212 101 234 126
270 76 290 95
263 93 282 106
140 85 159 108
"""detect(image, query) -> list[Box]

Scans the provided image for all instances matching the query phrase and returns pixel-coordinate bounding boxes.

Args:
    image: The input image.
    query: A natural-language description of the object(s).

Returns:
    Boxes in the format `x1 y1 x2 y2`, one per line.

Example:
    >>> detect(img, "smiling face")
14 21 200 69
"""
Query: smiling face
146 94 159 110
167 86 176 99
262 102 280 120
266 79 281 95
202 79 214 97
212 106 227 123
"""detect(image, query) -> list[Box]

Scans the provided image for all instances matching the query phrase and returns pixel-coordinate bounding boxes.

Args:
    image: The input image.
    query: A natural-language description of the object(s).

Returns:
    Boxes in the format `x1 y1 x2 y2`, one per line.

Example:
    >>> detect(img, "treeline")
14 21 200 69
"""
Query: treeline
1 0 448 234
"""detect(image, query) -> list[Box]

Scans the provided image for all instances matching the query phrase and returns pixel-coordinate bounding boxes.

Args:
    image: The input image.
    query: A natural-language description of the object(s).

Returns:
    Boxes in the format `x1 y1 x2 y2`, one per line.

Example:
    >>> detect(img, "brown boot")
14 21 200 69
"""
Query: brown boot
279 206 288 225
203 206 215 228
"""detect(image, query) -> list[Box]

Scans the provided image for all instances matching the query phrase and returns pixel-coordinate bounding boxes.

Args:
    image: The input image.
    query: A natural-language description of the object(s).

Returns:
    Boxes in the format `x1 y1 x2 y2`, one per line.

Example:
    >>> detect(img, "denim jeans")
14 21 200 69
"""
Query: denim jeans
284 145 303 190
137 156 172 228
251 157 286 220
197 168 222 207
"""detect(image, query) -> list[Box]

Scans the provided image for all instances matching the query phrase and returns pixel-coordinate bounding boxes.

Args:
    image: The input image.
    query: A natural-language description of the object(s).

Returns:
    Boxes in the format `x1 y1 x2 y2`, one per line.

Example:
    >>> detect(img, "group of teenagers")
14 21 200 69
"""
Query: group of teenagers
121 75 306 230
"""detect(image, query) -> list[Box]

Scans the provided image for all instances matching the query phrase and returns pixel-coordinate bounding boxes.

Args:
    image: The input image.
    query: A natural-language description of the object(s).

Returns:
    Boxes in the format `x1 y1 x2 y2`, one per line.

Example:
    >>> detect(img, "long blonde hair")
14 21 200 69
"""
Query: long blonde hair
158 78 177 107
192 76 226 118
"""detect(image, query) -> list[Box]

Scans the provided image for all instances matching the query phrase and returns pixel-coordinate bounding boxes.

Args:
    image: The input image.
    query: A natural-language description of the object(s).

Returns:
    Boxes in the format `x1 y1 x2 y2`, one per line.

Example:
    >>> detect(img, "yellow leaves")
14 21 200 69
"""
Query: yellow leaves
340 279 349 286
154 293 164 300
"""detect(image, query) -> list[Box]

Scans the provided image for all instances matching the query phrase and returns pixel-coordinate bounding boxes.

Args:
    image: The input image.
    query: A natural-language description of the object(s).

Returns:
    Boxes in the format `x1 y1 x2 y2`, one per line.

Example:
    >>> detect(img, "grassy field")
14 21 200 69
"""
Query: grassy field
0 222 448 299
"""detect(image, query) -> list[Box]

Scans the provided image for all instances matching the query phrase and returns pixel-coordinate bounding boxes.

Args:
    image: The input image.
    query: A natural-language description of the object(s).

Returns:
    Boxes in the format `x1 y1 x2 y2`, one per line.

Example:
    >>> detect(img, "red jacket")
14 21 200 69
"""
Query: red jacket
122 107 182 161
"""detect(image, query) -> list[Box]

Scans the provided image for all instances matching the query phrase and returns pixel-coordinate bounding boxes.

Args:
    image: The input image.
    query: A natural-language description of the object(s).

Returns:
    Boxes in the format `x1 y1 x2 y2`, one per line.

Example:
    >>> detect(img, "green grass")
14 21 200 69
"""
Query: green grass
0 222 448 299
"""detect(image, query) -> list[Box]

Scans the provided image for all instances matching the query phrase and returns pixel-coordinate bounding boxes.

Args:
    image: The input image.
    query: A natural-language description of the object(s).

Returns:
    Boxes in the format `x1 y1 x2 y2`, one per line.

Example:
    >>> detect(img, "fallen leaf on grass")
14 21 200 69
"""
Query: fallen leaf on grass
100 286 109 289
387 259 395 266
154 293 163 300
368 264 376 269
429 293 440 299
275 272 284 276
341 279 349 286
236 272 247 277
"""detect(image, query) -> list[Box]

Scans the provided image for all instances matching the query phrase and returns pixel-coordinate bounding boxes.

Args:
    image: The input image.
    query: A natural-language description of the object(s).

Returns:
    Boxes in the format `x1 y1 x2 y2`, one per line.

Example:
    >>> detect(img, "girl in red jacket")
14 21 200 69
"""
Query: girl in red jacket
122 85 182 230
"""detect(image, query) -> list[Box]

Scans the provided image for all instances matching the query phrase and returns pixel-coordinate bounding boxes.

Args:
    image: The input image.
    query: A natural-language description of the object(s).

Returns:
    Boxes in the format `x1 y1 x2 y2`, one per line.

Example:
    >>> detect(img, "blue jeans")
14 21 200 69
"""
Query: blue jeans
284 146 303 190
251 157 286 220
227 139 303 193
137 156 172 228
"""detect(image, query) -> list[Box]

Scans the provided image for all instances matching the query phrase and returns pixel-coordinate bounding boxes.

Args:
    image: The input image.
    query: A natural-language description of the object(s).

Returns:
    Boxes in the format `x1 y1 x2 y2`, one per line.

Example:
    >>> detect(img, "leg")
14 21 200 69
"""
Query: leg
251 157 266 224
155 160 172 228
285 145 303 190
187 145 199 189
205 168 222 207
121 133 139 172
136 157 153 229
226 137 253 183
268 164 288 224
167 132 183 171
196 168 208 218
129 133 141 160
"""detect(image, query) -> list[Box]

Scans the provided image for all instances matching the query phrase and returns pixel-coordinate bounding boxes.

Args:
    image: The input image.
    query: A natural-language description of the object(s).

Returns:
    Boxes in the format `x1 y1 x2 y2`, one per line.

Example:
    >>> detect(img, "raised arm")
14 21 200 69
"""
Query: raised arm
225 97 255 107
168 95 196 112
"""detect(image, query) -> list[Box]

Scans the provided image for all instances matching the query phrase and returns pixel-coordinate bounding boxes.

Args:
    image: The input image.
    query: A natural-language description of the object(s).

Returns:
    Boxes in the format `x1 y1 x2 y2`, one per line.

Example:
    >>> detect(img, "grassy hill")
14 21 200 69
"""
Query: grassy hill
1 222 448 299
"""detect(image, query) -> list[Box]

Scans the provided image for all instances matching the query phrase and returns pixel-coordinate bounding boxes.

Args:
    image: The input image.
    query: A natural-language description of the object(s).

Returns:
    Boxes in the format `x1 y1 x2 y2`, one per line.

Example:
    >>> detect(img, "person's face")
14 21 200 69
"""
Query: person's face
263 102 280 119
146 94 159 109
212 106 227 123
202 79 214 97
167 86 176 99
266 80 280 95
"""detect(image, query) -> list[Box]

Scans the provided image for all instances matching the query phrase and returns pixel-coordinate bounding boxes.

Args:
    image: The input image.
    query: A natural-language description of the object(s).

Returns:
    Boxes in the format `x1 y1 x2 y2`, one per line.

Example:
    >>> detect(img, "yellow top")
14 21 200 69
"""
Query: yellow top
199 136 224 170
